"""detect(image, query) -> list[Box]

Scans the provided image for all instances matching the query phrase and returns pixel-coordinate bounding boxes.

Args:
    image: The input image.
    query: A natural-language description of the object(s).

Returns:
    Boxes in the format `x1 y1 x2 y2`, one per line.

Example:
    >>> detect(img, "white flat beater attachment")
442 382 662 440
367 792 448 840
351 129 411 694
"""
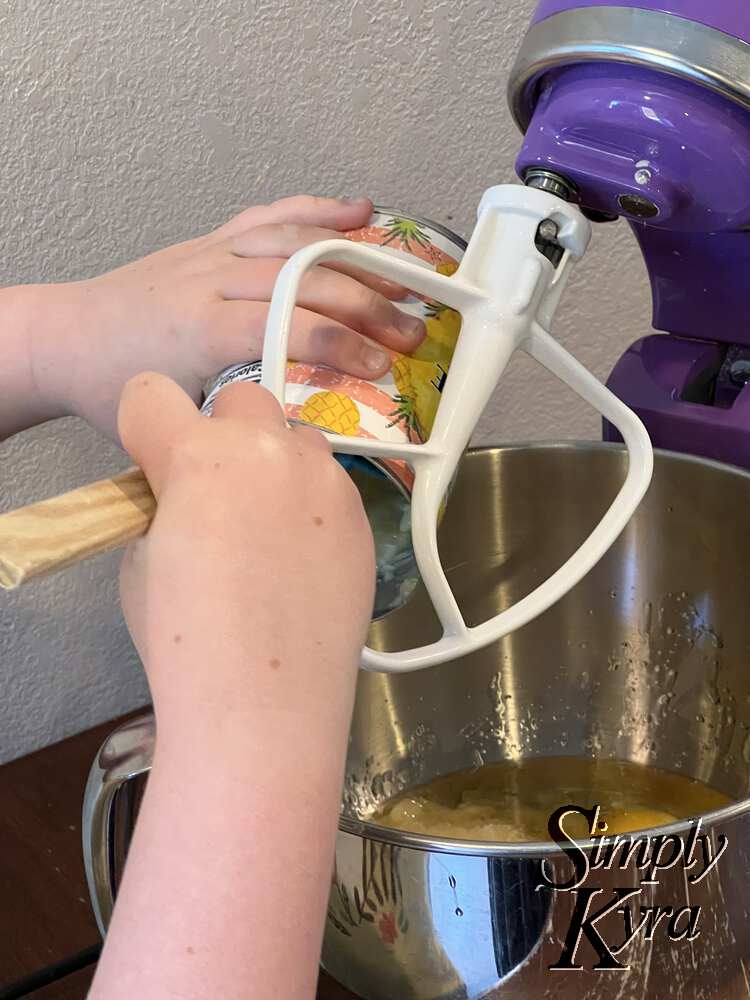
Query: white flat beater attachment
261 185 654 672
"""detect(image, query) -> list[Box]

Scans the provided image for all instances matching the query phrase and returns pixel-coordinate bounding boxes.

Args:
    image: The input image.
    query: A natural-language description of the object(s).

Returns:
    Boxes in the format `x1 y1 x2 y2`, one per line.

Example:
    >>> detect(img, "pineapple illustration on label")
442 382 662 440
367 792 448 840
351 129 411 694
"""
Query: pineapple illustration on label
299 391 361 436
380 216 433 253
390 354 447 443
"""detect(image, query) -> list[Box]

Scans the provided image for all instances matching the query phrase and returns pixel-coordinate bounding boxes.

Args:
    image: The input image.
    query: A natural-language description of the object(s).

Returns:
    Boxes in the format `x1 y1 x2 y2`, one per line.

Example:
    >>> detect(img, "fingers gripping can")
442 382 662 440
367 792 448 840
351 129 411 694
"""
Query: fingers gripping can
201 208 467 620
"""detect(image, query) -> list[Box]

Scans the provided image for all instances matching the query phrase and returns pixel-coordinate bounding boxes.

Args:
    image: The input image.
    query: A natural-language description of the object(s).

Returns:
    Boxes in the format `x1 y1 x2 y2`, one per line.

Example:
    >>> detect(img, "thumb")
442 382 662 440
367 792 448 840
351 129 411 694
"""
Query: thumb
118 372 200 497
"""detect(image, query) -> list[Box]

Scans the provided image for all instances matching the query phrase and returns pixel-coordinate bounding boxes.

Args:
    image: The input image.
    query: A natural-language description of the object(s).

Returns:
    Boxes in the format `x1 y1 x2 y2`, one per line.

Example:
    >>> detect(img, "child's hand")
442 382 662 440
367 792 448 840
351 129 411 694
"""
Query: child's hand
117 370 375 731
89 372 375 1000
31 196 424 440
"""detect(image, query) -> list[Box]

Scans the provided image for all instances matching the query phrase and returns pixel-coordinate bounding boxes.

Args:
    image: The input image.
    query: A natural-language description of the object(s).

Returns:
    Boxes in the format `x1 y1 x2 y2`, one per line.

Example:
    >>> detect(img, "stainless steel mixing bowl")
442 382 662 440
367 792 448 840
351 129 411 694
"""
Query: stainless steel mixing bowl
83 445 750 999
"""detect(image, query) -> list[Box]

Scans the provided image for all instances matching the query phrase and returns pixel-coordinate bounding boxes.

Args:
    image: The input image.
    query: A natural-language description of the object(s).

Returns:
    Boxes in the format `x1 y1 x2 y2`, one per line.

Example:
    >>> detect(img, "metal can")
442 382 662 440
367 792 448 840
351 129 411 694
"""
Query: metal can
201 207 467 619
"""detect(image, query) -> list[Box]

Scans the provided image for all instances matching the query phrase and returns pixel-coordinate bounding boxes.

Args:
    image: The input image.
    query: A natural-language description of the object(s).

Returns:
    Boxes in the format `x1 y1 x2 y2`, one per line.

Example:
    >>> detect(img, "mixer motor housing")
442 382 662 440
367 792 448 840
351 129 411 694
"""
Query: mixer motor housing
509 0 750 470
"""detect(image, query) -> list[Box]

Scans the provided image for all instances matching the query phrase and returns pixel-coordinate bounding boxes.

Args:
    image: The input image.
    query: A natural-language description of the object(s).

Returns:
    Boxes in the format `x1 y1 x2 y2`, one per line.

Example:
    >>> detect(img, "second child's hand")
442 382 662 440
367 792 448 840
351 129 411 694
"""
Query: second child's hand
87 372 374 1000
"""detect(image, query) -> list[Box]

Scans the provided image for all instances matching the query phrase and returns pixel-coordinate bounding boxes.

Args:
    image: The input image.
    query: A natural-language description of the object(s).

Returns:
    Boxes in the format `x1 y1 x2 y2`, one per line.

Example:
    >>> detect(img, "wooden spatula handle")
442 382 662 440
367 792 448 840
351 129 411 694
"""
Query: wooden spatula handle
0 468 156 590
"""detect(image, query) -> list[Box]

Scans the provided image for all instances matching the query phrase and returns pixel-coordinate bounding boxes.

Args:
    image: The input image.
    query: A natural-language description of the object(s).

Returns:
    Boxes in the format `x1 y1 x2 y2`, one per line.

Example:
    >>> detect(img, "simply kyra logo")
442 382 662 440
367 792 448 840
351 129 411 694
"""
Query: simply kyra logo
539 805 728 972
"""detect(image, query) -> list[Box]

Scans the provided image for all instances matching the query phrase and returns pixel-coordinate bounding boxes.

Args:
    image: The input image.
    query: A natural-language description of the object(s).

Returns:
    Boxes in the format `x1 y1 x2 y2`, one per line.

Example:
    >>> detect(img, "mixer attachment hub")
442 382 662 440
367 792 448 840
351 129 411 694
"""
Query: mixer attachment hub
523 167 577 203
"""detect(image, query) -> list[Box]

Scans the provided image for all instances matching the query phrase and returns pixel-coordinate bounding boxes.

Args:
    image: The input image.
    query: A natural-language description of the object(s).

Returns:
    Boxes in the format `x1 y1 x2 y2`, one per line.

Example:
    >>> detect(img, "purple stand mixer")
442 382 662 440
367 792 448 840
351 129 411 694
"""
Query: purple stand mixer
509 0 750 469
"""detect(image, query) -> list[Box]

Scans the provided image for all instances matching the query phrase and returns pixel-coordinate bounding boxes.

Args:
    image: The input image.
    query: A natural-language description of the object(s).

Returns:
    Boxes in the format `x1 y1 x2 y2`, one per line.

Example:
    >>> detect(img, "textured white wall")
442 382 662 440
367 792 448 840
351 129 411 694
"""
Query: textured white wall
0 0 653 763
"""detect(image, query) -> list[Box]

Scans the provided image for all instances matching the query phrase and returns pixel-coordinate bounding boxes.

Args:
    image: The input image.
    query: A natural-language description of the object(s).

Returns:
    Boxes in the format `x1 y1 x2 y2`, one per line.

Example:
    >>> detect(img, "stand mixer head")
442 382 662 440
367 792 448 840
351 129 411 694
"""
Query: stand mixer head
509 0 750 469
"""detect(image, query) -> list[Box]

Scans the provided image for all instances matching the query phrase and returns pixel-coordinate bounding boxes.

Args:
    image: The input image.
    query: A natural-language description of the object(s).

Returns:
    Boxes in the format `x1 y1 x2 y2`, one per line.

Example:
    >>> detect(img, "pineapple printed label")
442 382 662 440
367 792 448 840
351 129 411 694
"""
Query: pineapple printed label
202 209 466 496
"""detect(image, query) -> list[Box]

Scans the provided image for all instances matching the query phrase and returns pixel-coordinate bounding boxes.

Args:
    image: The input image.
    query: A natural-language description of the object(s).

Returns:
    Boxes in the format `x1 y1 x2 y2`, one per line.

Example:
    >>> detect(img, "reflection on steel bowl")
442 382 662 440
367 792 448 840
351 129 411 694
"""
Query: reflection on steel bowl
327 445 750 1000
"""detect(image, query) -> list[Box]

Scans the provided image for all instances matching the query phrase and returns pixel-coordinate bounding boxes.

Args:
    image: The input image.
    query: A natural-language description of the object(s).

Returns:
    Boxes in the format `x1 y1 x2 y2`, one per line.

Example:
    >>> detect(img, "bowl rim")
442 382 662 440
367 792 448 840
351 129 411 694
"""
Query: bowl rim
340 794 750 858
342 440 750 856
461 440 750 481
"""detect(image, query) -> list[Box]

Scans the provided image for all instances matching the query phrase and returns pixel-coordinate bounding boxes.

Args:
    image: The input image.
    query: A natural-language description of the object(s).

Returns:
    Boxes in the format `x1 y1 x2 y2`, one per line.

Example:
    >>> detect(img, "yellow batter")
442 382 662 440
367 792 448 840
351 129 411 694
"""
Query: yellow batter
373 756 731 843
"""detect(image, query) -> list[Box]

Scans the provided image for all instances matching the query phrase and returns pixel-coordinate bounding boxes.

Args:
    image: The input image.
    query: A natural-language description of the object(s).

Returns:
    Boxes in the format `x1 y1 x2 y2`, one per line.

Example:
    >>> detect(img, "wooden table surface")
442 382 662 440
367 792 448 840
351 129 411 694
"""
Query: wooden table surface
0 711 359 999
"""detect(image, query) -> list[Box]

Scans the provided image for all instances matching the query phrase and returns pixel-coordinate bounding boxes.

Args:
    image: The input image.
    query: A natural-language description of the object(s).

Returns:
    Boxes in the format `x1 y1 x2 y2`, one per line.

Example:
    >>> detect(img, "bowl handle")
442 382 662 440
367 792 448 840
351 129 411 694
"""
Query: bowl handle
82 713 155 936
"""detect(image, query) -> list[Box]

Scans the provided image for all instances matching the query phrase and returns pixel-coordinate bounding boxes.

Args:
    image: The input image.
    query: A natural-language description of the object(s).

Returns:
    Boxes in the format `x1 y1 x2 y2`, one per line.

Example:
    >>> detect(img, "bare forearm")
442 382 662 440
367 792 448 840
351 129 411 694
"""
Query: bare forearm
89 371 373 998
88 651 358 1000
0 284 70 439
